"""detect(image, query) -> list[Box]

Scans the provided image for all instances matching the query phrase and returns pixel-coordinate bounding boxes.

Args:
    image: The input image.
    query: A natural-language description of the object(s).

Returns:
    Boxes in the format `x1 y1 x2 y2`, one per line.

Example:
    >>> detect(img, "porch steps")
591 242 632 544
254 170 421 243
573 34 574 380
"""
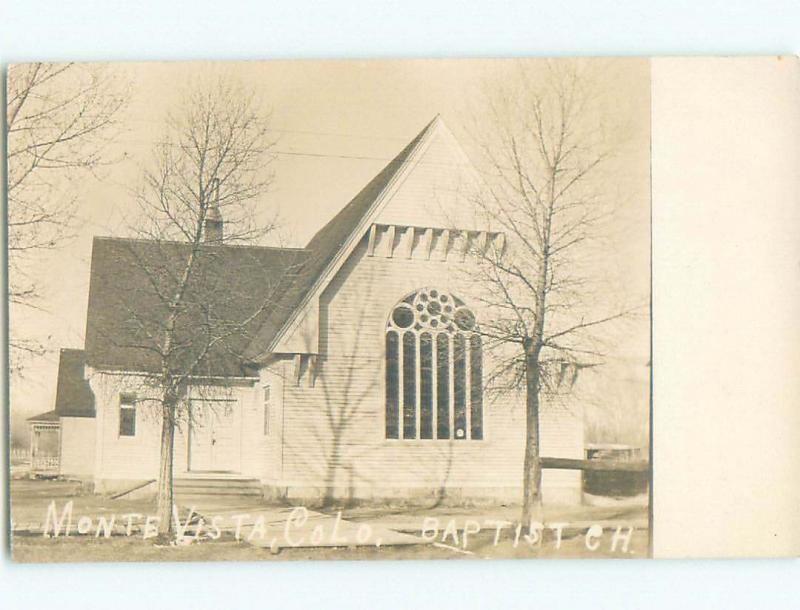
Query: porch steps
174 476 263 500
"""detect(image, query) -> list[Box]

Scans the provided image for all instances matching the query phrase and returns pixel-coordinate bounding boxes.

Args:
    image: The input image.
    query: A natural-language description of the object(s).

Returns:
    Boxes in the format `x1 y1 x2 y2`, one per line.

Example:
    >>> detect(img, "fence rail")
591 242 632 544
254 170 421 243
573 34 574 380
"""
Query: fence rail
10 448 29 464
31 455 60 472
540 456 649 473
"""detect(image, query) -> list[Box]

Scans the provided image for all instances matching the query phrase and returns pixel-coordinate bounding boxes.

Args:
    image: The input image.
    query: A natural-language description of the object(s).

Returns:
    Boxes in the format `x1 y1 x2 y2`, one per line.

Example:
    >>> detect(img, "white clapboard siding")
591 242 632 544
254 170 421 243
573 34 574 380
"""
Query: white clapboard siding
89 373 267 483
59 417 96 477
85 117 583 498
374 117 485 232
279 236 583 494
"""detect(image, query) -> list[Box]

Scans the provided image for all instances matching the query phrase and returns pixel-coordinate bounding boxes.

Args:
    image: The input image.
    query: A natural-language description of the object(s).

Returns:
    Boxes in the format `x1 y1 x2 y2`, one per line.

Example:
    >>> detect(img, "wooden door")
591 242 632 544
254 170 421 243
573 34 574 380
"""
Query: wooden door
189 400 240 472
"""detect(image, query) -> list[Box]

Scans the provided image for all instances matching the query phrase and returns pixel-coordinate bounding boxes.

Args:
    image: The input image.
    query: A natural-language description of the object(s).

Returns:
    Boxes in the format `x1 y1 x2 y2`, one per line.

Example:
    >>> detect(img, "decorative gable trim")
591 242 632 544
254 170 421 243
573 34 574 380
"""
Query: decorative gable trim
291 353 319 387
365 223 503 260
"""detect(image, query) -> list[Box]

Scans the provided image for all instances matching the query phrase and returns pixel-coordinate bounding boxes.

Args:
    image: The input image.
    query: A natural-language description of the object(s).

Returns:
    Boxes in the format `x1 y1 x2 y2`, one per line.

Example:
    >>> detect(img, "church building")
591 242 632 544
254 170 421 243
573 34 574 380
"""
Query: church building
42 116 584 504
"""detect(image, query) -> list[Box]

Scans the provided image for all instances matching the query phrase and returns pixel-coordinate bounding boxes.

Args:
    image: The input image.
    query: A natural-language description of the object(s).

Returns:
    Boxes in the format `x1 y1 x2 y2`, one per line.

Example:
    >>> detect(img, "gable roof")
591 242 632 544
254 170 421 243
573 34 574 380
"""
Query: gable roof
84 116 443 374
242 116 439 361
85 237 309 376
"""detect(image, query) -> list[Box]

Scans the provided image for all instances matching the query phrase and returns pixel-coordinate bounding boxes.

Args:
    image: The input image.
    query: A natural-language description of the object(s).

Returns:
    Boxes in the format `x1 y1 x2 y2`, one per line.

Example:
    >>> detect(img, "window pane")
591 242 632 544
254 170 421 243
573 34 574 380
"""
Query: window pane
453 334 467 439
392 306 414 329
385 331 399 438
119 407 136 437
420 333 433 439
454 307 476 331
436 334 450 439
386 290 480 442
402 331 417 439
470 335 483 440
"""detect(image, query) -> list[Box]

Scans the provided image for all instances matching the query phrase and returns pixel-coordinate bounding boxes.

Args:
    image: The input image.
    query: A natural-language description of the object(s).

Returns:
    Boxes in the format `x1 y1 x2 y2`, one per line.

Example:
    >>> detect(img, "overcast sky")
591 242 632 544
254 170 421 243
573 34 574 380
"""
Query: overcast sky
9 58 650 424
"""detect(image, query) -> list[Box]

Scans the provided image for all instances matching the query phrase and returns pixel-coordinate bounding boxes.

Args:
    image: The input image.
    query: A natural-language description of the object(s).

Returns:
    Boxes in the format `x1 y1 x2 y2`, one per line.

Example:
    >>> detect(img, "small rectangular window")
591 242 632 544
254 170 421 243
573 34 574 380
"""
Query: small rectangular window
119 393 136 437
263 385 271 435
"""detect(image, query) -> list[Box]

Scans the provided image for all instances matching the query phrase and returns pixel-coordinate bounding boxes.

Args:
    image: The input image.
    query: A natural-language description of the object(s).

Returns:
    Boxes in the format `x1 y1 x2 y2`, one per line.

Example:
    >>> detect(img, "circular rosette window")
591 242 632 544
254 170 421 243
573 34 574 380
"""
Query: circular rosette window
387 288 476 332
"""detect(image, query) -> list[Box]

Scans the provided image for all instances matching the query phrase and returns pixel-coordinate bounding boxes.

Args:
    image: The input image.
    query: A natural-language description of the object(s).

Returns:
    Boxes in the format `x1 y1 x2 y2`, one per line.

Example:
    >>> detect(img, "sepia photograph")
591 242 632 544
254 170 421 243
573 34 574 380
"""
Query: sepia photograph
7 58 651 562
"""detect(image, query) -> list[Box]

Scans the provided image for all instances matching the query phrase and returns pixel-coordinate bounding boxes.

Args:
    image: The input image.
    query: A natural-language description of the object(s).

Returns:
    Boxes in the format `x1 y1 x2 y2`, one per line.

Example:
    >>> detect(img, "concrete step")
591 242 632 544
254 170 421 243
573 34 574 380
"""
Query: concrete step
174 476 263 498
174 478 260 488
175 487 263 496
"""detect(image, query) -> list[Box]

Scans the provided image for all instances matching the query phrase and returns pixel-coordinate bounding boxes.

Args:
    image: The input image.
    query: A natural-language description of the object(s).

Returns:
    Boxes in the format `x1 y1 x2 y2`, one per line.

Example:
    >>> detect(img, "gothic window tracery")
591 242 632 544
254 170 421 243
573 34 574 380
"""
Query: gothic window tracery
385 288 483 440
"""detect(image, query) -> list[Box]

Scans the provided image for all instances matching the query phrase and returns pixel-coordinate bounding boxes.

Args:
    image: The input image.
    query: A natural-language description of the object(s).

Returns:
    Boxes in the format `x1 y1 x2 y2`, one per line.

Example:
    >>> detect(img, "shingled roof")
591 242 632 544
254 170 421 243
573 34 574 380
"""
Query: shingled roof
85 238 308 376
242 116 436 361
85 117 436 375
54 349 95 416
27 349 95 421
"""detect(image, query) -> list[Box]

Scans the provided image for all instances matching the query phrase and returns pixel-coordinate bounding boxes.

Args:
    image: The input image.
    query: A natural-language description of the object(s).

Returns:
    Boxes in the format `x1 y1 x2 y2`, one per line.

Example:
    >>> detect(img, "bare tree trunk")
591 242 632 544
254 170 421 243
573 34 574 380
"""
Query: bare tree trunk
156 398 176 538
521 342 543 530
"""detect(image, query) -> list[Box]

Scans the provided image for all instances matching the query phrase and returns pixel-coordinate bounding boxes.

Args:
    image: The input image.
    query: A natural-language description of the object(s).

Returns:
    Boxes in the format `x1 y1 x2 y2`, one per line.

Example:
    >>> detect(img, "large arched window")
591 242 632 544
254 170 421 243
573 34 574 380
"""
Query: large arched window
385 288 483 440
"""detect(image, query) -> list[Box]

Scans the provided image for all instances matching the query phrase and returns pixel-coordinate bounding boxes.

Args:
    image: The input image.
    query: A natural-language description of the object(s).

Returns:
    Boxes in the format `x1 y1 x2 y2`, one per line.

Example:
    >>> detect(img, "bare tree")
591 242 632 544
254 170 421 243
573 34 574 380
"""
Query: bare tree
467 61 639 528
6 63 127 370
107 77 298 538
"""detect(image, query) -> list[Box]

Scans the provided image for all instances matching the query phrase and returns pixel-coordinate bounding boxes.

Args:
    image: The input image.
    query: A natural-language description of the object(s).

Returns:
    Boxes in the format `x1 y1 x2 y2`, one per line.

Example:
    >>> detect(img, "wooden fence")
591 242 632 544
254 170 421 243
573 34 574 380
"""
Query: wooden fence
540 455 650 497
540 456 649 472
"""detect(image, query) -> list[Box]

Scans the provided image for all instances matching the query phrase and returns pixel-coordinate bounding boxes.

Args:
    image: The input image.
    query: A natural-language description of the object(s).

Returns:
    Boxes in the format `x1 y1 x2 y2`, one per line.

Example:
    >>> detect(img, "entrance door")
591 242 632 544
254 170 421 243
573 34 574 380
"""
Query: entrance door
189 400 240 472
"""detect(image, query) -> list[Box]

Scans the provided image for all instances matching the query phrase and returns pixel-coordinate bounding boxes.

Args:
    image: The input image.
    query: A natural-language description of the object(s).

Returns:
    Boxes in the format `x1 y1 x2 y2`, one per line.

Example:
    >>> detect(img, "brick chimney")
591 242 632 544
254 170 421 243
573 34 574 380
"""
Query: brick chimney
204 178 223 243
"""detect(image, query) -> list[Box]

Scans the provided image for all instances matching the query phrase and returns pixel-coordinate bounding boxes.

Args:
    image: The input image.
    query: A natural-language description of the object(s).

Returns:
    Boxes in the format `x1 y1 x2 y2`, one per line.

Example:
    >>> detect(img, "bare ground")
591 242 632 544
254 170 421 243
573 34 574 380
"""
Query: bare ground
10 478 649 562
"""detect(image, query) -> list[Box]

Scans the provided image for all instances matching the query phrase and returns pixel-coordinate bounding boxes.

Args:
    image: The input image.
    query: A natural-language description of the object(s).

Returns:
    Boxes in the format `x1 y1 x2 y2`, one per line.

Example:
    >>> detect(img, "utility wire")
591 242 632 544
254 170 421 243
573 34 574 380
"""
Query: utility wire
119 117 413 141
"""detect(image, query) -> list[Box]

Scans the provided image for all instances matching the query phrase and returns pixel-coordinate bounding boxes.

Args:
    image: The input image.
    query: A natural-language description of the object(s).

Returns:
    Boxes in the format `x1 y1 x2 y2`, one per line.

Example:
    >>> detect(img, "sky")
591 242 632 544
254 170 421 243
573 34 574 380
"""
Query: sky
8 58 651 432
